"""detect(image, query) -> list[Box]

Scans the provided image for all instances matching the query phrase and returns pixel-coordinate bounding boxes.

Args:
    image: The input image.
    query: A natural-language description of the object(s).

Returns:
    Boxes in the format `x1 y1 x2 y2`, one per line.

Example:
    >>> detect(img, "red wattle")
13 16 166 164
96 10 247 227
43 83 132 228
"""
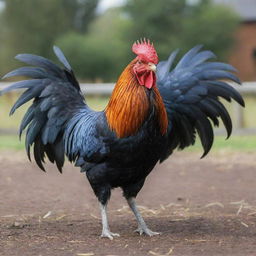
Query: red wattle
135 72 145 86
145 71 155 89
135 70 156 89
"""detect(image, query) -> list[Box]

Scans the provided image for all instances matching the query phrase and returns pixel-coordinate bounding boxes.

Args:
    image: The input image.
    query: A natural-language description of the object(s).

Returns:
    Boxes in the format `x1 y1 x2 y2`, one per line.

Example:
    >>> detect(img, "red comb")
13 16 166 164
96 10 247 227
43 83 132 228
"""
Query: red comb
132 38 158 64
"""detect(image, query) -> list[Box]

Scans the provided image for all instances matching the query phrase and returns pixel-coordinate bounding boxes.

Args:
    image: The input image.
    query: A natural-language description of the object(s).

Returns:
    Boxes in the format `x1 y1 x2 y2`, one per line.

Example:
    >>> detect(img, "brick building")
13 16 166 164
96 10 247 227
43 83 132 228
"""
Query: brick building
214 0 256 81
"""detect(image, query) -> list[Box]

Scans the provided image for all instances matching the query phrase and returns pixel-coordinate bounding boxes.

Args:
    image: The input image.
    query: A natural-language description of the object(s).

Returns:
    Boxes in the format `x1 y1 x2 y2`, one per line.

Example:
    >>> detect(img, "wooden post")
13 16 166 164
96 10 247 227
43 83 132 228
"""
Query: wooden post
233 102 244 129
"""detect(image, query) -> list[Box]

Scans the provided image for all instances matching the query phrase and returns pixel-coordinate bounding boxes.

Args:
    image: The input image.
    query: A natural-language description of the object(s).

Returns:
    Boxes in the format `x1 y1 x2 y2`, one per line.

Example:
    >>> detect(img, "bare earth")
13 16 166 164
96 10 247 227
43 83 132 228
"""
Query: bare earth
1 151 256 256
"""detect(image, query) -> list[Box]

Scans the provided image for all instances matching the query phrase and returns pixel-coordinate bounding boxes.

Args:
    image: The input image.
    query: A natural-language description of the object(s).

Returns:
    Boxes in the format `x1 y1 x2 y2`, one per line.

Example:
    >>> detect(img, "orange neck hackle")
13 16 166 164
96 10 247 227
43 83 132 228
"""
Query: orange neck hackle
105 60 168 138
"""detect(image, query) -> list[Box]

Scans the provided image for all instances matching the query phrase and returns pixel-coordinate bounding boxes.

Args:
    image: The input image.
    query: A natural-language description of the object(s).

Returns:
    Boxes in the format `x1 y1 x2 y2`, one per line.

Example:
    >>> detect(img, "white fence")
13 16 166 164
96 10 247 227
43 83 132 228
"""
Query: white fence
0 81 255 133
1 81 255 94
1 81 255 95
0 82 115 96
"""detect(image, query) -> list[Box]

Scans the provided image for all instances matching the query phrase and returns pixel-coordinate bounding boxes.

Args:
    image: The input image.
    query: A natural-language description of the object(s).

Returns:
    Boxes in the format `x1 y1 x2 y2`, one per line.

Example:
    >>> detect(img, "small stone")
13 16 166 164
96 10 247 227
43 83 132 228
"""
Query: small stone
13 221 24 228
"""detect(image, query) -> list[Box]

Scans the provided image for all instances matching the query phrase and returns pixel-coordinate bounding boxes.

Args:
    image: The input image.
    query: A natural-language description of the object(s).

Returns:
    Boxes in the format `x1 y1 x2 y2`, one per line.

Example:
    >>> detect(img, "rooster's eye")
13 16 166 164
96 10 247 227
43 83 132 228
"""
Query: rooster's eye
137 60 142 64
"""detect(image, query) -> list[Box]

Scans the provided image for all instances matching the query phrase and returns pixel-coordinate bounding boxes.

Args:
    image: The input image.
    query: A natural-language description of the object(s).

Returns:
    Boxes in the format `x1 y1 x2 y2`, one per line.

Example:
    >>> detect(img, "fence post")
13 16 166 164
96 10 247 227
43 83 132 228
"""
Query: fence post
233 102 244 129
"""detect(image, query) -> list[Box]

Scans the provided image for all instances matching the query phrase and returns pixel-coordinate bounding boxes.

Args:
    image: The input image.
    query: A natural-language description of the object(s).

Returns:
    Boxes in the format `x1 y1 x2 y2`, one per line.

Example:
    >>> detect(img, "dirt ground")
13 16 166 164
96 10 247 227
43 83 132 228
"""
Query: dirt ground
1 151 256 256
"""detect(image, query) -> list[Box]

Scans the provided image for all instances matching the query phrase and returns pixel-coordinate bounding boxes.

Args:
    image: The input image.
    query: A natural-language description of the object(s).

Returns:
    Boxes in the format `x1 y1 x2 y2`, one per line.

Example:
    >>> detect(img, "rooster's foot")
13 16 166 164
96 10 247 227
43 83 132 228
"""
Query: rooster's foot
134 227 161 236
101 230 120 240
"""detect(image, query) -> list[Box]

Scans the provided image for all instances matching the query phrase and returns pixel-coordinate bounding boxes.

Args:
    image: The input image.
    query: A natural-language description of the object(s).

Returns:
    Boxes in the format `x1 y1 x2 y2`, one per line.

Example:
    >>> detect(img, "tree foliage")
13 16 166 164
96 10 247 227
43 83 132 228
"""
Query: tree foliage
180 4 239 59
125 0 239 60
0 0 98 73
57 0 240 81
0 0 240 81
56 8 132 81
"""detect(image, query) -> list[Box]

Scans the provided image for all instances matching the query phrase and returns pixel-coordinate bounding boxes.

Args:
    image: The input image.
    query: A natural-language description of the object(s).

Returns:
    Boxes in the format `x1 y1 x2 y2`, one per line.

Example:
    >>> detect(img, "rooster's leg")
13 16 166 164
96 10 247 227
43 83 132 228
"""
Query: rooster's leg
100 203 120 240
127 197 161 236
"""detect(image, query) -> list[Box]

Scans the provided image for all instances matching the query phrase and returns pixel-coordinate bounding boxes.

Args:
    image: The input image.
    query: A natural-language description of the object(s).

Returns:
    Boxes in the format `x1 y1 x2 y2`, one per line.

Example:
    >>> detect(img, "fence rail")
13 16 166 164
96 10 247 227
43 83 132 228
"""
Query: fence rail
0 81 255 95
0 81 255 133
0 82 116 96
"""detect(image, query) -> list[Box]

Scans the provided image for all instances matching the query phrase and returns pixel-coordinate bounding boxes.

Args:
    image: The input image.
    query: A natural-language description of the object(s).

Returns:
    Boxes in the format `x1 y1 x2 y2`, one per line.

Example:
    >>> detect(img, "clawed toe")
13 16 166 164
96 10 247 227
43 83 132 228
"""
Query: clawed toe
101 231 120 240
134 227 161 236
146 230 161 236
134 227 144 235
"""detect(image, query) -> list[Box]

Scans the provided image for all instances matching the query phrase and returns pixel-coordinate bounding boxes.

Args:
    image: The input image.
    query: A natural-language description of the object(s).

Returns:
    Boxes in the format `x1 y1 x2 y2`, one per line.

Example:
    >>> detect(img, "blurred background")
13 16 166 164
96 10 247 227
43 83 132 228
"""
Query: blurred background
0 0 255 152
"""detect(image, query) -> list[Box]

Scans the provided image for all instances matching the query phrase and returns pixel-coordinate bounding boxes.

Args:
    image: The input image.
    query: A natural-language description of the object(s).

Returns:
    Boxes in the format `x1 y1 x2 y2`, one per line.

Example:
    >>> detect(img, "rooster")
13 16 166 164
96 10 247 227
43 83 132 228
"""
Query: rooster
1 39 244 239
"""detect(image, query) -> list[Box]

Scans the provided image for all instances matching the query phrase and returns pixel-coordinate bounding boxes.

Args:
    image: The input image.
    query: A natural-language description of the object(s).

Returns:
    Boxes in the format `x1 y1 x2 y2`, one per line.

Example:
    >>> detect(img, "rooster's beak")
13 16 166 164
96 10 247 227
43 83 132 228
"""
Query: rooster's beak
148 63 156 72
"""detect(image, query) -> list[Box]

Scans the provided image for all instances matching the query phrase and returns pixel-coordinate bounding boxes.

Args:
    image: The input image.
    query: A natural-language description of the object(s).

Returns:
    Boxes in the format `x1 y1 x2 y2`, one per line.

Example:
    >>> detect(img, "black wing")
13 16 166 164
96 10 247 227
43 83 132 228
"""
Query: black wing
1 46 109 172
156 45 245 161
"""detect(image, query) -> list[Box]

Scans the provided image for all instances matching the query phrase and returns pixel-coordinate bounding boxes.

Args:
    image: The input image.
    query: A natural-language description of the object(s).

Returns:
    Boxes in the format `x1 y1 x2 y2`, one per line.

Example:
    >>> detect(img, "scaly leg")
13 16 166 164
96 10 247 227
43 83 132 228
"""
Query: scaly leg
100 203 120 240
127 197 161 236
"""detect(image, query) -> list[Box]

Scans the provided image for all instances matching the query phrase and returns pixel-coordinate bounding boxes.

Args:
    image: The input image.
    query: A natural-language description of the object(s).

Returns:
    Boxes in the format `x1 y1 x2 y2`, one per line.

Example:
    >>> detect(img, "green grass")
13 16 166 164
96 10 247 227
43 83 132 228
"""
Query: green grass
0 93 109 129
0 93 252 129
0 94 109 150
184 135 256 153
1 93 256 152
223 95 256 129
0 135 24 150
1 134 256 152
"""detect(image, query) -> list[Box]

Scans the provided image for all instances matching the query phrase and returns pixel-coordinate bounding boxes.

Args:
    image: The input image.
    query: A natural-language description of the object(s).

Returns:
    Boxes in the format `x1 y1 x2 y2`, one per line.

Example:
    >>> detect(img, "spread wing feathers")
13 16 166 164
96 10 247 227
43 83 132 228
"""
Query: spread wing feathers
157 45 245 161
1 46 107 172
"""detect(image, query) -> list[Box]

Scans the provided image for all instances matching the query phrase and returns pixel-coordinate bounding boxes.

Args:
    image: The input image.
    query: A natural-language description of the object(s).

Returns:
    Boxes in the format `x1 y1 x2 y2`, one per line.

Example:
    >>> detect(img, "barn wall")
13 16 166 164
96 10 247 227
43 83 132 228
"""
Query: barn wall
229 22 256 81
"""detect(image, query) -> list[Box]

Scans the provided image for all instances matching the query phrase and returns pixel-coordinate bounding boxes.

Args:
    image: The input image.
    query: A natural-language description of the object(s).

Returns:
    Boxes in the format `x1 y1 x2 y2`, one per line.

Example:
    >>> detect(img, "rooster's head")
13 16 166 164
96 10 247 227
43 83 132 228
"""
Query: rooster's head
132 39 158 89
